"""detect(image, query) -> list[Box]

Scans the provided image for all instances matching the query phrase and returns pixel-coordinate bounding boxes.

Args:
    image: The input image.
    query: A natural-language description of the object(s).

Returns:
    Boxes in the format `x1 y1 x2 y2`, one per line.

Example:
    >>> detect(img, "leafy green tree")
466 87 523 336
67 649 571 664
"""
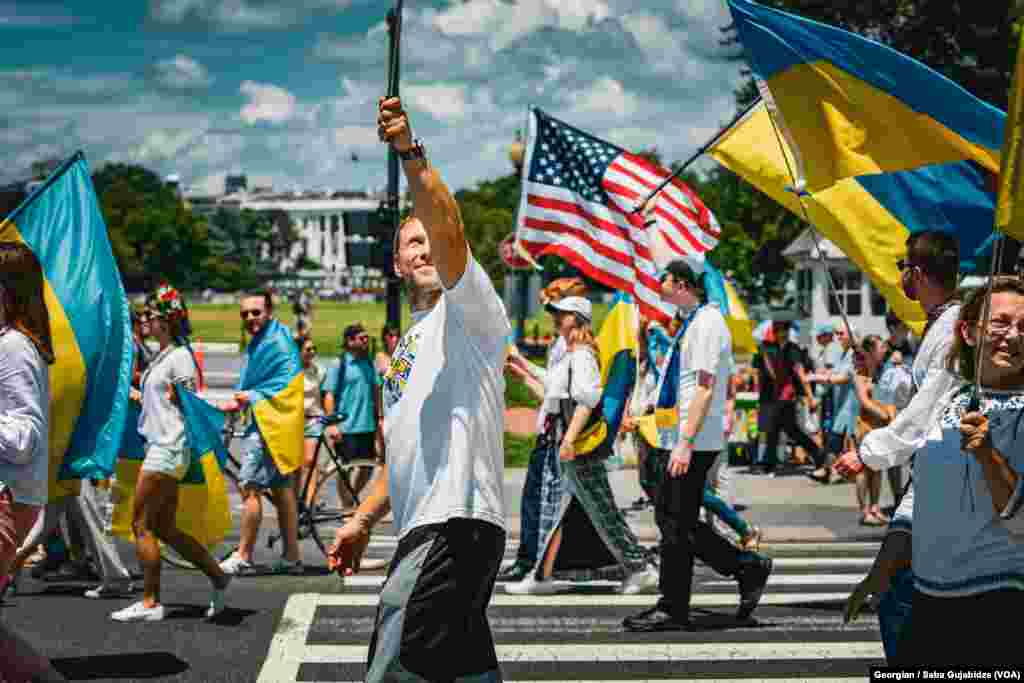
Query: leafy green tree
92 163 211 292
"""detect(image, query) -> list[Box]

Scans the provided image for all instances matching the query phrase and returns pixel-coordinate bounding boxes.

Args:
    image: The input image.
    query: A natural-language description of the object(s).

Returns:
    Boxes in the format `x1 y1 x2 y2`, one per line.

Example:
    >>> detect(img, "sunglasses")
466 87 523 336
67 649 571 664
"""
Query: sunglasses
304 345 317 353
896 259 917 272
348 333 369 342
240 309 265 320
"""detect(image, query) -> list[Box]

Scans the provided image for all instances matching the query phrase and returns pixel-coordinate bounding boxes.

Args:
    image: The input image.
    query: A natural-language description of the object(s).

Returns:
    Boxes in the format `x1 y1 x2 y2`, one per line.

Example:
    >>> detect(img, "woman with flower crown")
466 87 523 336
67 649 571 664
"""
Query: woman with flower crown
109 283 231 623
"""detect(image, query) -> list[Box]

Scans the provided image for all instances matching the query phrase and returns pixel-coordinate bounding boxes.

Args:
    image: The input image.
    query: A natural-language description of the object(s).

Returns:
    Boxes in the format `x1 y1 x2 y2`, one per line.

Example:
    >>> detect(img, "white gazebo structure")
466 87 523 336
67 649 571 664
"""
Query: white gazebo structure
782 228 891 344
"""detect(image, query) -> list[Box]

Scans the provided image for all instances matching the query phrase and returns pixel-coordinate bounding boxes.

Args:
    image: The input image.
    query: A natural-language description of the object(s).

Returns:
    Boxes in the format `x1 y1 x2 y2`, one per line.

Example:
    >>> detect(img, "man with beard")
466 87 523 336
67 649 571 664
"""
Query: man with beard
328 96 511 682
836 230 960 662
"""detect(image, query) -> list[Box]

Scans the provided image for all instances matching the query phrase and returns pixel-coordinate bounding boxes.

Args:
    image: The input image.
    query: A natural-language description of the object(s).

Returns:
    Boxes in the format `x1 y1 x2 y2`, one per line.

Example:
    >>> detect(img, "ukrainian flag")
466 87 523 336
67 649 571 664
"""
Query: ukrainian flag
239 318 304 475
0 152 132 500
997 32 1024 241
111 389 231 548
723 0 1005 330
575 292 637 454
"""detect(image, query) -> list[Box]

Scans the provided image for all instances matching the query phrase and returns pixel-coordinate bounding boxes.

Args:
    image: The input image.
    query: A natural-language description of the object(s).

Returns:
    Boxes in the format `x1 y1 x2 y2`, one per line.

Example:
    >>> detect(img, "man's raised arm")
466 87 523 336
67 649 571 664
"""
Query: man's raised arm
378 96 468 287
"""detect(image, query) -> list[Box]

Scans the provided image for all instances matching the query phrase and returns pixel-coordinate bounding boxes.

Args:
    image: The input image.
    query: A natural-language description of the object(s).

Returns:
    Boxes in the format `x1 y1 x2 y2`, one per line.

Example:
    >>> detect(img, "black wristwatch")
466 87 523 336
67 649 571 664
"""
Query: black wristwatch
398 139 426 162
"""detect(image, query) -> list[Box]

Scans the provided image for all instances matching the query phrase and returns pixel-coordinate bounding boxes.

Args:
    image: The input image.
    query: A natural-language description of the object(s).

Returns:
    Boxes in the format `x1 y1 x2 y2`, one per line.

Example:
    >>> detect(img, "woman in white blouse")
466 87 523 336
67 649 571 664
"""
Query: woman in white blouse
506 296 657 595
0 242 65 682
110 284 231 624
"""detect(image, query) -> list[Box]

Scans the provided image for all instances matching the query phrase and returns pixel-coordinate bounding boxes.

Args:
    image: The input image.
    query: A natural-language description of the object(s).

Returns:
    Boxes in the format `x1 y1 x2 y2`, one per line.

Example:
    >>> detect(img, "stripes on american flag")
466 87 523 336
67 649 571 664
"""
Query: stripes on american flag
514 108 719 325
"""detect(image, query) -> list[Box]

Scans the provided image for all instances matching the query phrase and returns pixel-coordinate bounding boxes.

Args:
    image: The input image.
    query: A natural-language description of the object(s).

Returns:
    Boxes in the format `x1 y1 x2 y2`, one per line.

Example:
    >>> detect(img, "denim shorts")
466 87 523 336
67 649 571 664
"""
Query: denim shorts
142 445 191 481
239 431 291 490
304 417 324 440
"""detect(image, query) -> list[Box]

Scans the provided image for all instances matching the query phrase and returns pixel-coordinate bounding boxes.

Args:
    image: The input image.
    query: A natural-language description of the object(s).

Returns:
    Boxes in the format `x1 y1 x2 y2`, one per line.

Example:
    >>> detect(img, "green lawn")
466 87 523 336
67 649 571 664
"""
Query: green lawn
189 298 612 356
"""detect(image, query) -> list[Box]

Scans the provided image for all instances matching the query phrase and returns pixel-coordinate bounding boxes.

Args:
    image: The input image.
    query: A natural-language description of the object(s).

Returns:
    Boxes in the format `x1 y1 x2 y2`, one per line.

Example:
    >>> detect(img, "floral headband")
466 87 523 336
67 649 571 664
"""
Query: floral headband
147 282 187 322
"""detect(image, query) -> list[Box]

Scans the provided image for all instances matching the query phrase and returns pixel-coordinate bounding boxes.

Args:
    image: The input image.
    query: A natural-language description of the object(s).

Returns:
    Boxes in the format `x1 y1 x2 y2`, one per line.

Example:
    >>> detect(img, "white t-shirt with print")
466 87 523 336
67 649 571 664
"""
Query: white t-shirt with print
675 304 733 453
539 348 602 421
382 254 512 539
138 346 197 451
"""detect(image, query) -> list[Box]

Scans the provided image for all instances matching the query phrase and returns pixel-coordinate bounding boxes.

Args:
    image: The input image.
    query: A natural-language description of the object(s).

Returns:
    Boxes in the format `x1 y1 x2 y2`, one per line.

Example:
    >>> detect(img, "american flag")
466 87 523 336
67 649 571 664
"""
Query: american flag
514 108 720 325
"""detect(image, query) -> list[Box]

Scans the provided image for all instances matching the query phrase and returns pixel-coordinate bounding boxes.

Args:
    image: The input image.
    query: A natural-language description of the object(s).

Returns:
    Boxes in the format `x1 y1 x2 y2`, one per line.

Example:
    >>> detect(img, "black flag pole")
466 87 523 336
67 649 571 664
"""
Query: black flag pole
631 96 762 213
384 0 404 330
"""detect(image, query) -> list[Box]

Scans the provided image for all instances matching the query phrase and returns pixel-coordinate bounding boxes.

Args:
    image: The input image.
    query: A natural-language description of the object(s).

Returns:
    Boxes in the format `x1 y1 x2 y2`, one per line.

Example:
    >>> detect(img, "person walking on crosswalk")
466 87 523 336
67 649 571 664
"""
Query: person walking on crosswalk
328 96 511 683
624 259 772 632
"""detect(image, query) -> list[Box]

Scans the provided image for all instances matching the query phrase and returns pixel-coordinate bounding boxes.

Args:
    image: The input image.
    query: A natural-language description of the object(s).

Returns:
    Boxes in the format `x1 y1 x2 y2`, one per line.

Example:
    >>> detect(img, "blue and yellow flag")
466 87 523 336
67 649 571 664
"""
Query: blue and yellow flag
111 389 231 548
717 2 1008 332
997 32 1024 241
239 318 303 475
0 152 132 500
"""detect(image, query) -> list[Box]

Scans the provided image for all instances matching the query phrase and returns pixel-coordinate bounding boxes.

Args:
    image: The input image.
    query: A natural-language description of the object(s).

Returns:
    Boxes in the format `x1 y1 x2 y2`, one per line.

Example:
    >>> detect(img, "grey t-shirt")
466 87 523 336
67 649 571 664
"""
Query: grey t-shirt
138 346 197 451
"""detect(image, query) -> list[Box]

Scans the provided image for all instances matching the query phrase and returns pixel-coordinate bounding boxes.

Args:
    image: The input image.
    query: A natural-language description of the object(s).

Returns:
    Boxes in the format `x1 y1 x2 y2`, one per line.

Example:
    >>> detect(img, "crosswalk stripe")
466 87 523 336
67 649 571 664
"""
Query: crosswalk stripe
306 592 856 607
704 573 866 587
772 557 873 568
291 641 884 664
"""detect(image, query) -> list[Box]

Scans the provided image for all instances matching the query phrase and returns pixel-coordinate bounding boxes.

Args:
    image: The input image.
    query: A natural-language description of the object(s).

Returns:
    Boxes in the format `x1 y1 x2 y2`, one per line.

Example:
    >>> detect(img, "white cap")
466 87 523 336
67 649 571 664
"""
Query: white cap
546 296 592 322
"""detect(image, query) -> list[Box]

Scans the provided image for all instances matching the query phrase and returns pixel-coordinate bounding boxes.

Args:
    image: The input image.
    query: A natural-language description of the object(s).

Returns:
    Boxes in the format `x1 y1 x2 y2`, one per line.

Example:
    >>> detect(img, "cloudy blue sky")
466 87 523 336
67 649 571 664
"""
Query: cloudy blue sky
0 0 747 195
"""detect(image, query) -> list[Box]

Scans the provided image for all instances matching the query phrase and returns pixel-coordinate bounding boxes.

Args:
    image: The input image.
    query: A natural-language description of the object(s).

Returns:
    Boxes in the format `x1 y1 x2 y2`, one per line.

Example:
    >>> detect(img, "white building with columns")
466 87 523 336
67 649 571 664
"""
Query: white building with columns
187 189 384 293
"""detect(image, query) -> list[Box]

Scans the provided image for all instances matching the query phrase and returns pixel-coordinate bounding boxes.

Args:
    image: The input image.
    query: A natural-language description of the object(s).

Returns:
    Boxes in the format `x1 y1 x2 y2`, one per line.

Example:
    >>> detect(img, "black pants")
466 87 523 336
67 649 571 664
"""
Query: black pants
759 400 823 468
366 518 505 681
898 588 1024 666
655 450 744 617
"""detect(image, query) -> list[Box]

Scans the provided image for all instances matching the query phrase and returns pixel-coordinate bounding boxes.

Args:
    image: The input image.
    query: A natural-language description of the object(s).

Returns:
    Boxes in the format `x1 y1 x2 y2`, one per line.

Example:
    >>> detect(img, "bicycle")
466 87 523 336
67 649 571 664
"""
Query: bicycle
162 412 376 568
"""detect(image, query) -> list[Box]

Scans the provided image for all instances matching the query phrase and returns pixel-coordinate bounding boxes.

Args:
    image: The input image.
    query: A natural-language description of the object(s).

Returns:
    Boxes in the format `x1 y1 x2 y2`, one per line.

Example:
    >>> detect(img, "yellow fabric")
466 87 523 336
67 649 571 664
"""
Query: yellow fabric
0 221 84 500
768 61 1000 194
998 34 1024 241
595 298 637 387
723 280 756 355
252 371 305 475
708 102 927 334
573 420 608 454
637 407 678 449
111 453 231 548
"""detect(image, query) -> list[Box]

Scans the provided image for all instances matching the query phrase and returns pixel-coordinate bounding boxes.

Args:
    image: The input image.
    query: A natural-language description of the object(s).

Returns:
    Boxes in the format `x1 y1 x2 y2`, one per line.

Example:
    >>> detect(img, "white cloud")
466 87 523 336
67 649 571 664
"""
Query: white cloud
434 0 611 51
239 81 296 124
604 126 661 152
148 0 355 31
133 128 201 162
332 126 377 148
151 54 213 91
404 84 468 121
567 77 638 117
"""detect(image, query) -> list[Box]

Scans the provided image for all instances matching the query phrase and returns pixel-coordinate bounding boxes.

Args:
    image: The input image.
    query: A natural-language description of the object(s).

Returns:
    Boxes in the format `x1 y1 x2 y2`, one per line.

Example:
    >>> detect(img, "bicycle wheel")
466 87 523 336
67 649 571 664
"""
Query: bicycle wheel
300 439 364 558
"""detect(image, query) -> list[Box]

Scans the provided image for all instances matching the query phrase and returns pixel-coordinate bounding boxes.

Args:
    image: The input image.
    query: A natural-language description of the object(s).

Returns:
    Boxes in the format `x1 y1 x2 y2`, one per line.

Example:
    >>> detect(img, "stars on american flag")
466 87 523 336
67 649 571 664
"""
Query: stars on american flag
529 111 620 205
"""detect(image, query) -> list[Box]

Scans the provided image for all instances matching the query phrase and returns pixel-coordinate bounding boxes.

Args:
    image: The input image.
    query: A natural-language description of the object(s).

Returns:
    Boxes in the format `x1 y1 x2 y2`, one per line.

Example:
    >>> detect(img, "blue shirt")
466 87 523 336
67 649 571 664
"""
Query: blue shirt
328 353 379 434
831 349 859 435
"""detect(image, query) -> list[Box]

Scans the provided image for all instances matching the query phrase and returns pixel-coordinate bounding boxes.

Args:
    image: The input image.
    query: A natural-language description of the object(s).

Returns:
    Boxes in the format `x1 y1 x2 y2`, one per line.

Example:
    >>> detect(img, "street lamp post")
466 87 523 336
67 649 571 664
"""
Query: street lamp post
384 4 403 331
509 131 528 343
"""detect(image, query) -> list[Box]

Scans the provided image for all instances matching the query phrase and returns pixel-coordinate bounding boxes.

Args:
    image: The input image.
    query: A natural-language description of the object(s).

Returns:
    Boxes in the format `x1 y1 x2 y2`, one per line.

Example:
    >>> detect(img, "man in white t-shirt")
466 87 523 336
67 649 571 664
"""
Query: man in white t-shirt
328 96 511 682
624 259 772 632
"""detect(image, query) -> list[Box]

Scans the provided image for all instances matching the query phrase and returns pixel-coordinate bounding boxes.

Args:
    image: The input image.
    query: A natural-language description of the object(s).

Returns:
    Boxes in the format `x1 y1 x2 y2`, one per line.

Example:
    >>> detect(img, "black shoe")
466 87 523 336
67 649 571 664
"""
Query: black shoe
498 561 530 582
736 556 773 620
623 606 690 632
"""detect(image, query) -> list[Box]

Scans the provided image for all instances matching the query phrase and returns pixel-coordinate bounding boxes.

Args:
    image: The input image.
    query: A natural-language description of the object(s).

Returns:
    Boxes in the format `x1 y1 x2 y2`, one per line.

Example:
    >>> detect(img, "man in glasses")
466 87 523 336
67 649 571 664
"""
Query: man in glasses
218 289 303 576
324 323 382 514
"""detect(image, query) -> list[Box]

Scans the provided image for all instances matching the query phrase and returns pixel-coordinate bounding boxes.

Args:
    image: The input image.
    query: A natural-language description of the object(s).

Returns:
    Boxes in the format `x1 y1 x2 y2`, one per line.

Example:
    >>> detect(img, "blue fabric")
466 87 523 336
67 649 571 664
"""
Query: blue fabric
879 568 914 664
831 350 859 436
175 386 230 485
725 0 1004 151
328 353 380 434
515 439 549 566
855 162 998 272
703 485 749 537
645 323 673 386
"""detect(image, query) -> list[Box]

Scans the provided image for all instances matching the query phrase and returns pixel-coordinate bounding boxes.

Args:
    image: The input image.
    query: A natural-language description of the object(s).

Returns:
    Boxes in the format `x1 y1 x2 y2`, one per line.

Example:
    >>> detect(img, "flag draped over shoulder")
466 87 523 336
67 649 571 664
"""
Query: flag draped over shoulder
239 318 303 475
723 0 1006 332
0 152 132 500
514 108 720 325
111 388 231 548
595 292 637 436
997 33 1024 241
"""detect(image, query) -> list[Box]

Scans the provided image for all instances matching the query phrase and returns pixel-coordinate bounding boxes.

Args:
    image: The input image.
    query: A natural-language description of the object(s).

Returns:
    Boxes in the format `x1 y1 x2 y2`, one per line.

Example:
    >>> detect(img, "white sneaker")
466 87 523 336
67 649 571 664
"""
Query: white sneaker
85 582 134 599
219 553 257 575
504 575 560 595
619 565 659 595
111 600 165 622
206 576 231 620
